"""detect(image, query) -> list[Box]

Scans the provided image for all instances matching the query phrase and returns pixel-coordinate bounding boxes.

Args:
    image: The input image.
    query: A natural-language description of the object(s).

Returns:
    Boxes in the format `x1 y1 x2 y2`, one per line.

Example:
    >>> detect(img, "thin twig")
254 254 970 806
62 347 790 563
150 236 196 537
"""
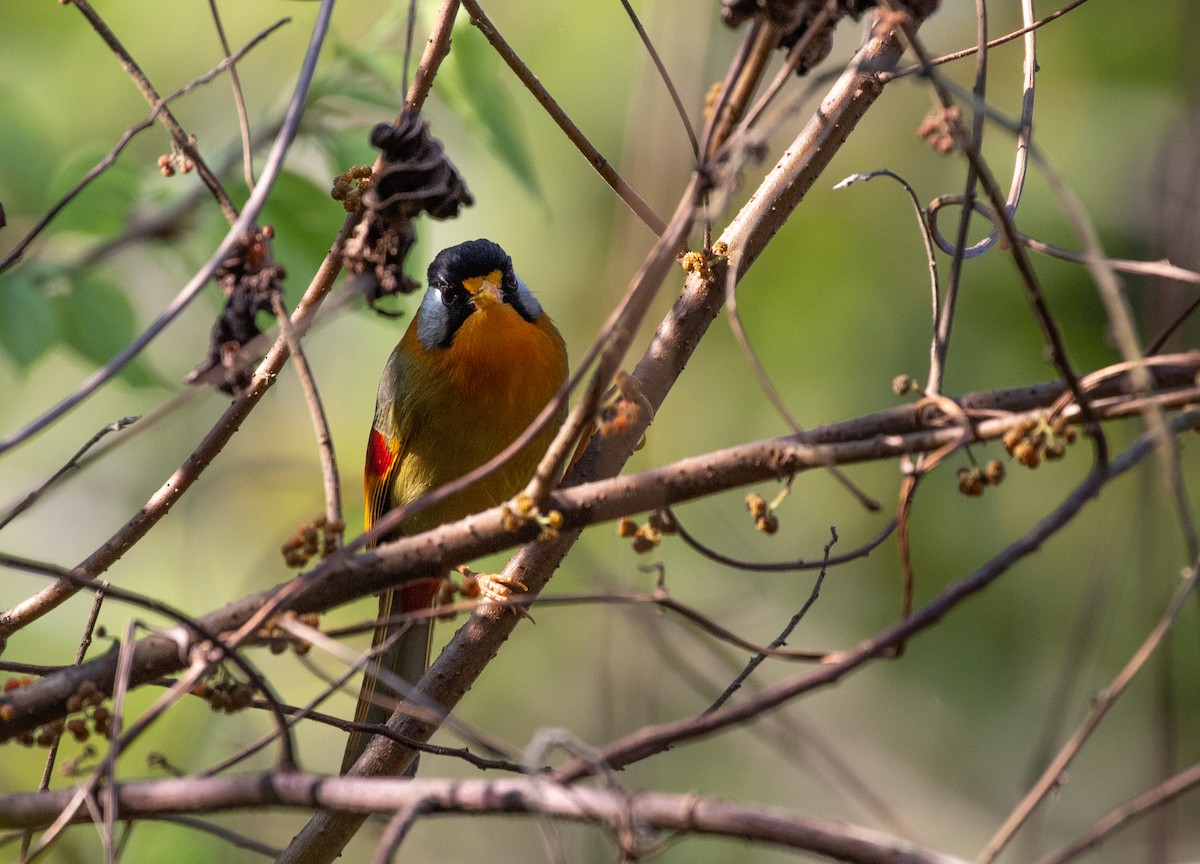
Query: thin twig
669 505 897 573
882 0 1092 82
148 815 282 858
271 294 343 547
1033 761 1200 864
832 170 941 396
926 0 986 396
617 0 698 159
0 18 287 274
704 527 838 713
66 0 239 222
207 0 256 188
976 551 1200 863
458 0 667 236
722 246 881 510
0 417 138 532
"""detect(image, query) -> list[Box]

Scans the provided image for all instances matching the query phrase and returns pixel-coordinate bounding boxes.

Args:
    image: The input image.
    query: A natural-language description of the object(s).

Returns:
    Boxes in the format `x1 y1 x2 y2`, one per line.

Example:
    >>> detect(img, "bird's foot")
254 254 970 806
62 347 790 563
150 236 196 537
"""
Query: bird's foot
454 564 533 621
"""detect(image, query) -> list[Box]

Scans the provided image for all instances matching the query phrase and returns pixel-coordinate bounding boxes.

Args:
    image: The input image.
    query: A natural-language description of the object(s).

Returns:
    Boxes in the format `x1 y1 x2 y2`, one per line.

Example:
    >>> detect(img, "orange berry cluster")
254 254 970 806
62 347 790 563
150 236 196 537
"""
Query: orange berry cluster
281 514 344 568
258 611 319 656
956 458 1006 497
3 677 111 748
745 492 779 534
156 150 195 177
330 164 374 213
917 106 964 155
1002 415 1077 469
191 675 255 715
617 511 675 553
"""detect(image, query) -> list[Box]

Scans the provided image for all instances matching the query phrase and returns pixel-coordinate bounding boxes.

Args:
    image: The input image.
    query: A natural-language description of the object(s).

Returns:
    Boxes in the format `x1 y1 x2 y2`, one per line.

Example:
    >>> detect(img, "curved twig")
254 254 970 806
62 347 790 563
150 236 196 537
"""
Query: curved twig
669 505 897 573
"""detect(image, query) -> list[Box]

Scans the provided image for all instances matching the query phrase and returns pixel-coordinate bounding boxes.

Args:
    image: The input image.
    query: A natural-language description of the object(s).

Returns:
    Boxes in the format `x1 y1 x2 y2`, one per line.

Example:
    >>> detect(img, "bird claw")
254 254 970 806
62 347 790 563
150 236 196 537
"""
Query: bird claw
455 565 533 621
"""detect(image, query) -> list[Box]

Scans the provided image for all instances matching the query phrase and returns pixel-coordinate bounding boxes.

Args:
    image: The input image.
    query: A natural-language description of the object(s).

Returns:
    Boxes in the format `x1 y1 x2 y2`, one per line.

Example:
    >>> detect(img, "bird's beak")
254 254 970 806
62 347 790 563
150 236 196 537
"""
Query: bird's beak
464 272 503 310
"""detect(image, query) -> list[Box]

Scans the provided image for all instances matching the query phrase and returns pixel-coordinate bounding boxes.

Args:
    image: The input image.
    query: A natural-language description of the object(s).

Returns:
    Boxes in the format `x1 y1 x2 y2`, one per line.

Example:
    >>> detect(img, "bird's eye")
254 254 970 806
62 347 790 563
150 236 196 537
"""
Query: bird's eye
416 284 470 349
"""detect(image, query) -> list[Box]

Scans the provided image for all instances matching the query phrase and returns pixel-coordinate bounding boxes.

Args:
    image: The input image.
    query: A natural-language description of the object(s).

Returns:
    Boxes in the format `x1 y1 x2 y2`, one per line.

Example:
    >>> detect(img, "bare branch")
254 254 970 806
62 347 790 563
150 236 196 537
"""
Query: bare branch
977 549 1200 863
64 0 240 221
1034 761 1200 864
551 410 1200 784
0 772 969 864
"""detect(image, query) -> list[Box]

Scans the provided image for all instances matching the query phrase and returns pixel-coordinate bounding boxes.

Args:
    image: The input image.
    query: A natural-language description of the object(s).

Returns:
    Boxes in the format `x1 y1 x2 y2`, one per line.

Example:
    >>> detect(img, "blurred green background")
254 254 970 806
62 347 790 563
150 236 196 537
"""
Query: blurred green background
1 1 1197 862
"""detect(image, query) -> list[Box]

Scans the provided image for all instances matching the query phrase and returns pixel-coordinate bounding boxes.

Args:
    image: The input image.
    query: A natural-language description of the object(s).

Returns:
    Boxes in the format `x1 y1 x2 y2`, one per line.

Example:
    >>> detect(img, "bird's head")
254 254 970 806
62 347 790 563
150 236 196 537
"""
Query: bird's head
415 239 544 350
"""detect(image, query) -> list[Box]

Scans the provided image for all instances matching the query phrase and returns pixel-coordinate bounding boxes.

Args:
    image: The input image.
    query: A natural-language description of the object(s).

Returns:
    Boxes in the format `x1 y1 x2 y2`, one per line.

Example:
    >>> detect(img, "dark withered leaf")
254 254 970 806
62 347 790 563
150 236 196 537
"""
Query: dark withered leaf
343 114 473 308
721 0 939 75
187 227 283 394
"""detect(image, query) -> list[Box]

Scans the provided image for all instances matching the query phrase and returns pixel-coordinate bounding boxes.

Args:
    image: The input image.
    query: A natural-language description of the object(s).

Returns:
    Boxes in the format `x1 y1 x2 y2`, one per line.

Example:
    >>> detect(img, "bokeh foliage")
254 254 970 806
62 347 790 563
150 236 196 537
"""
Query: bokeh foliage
1 2 1197 862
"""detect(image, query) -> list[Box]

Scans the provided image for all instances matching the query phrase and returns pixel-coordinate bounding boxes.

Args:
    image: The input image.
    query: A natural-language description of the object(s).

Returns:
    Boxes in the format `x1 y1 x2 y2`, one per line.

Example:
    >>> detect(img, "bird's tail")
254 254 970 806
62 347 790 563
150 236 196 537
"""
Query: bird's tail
340 580 438 774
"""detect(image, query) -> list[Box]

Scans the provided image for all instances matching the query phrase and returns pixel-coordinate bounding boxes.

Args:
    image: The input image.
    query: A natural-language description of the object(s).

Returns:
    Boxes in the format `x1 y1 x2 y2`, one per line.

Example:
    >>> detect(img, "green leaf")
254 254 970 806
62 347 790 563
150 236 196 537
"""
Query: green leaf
55 274 155 387
47 148 140 237
322 127 379 178
0 274 60 369
261 171 346 302
438 24 541 198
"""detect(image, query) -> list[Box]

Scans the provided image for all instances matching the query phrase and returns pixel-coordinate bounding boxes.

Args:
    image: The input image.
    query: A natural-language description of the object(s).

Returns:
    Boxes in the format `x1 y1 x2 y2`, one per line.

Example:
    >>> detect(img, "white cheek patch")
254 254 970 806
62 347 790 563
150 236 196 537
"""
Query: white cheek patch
512 274 543 321
416 287 450 349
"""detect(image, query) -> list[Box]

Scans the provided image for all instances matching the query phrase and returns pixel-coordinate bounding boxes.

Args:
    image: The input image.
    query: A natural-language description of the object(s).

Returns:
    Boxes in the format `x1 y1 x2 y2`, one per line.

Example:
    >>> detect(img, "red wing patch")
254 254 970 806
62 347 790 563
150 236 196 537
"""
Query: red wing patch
364 427 400 534
366 428 396 480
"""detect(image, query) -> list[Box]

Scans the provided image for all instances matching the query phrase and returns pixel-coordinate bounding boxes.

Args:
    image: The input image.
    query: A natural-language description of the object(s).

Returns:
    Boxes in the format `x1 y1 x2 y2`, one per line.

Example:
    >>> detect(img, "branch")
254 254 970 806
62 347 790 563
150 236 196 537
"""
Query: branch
0 772 969 864
977 547 1200 862
1034 761 1200 864
0 4 328 456
1 365 1196 736
459 0 667 235
65 0 240 221
550 409 1200 783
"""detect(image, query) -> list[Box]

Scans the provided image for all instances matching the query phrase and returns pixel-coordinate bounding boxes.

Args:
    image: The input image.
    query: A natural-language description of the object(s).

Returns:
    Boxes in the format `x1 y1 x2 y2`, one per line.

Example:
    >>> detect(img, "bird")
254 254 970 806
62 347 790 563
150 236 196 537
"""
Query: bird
341 238 569 774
